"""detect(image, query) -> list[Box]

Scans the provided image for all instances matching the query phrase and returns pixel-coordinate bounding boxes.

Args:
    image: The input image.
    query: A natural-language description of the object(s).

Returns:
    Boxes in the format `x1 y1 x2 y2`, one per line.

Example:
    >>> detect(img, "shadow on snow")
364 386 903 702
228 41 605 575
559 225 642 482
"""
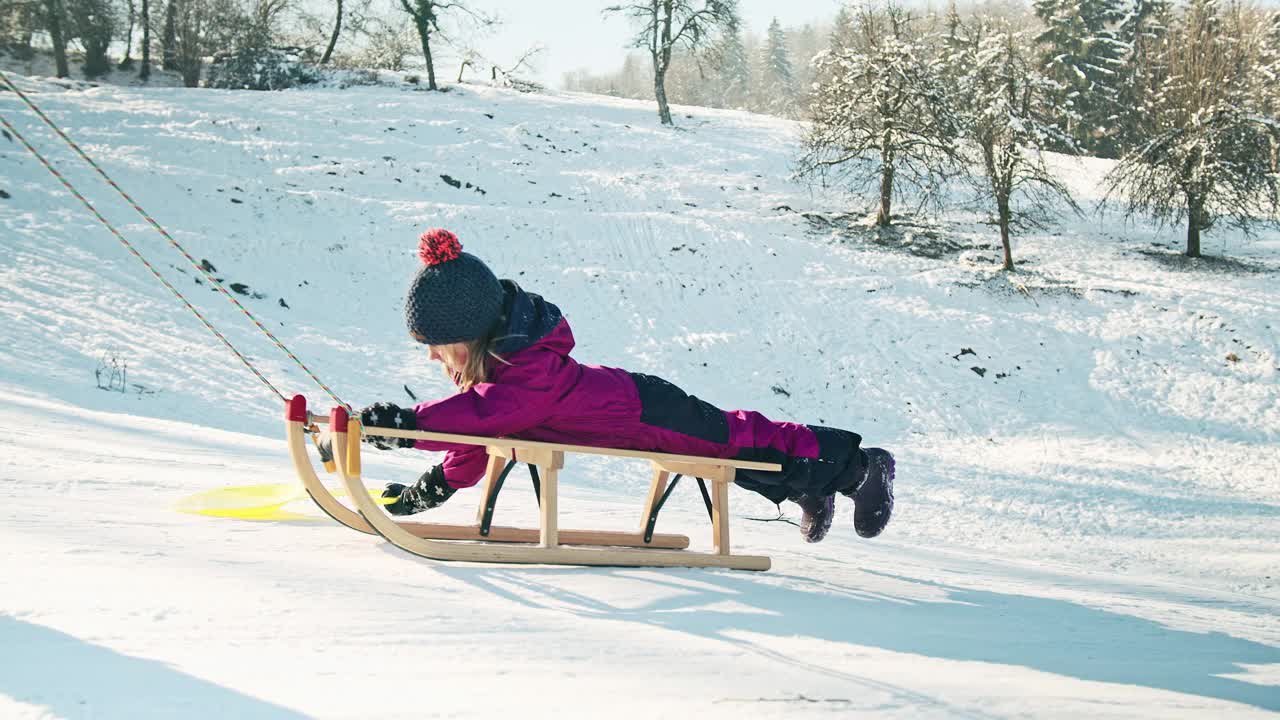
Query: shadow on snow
0 615 309 719
434 562 1279 713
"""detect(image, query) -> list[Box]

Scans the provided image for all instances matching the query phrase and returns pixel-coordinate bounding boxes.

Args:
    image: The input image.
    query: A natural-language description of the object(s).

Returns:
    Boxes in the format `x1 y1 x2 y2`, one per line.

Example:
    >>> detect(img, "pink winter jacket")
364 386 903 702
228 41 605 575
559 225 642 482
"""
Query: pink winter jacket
409 291 820 489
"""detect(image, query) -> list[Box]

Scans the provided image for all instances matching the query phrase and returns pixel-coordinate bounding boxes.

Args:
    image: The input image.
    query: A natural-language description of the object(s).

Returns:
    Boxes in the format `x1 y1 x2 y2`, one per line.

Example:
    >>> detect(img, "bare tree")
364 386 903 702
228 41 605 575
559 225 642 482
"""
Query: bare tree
354 18 418 70
488 45 544 86
119 0 137 69
292 0 374 66
244 0 290 49
320 0 342 64
67 0 116 77
604 0 738 125
138 0 151 79
0 1 40 55
955 20 1079 270
396 0 494 90
161 0 177 70
454 47 478 81
44 0 69 77
1103 0 1278 257
1255 10 1280 172
798 2 962 227
166 0 243 86
172 0 208 86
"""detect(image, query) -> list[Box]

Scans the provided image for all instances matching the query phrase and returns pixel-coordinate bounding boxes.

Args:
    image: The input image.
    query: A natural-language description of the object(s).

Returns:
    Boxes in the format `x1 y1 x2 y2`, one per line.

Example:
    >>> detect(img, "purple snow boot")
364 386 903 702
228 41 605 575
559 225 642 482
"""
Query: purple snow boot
790 493 836 543
847 448 895 538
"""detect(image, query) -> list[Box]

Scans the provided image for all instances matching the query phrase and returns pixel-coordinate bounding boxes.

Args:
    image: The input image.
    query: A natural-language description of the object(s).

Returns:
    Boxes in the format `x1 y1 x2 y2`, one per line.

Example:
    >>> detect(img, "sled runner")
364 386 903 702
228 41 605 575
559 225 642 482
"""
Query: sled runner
286 396 777 570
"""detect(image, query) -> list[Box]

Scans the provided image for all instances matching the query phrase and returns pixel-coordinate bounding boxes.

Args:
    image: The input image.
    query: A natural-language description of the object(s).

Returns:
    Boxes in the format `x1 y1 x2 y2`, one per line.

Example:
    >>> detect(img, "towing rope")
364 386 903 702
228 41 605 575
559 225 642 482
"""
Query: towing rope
0 69 349 410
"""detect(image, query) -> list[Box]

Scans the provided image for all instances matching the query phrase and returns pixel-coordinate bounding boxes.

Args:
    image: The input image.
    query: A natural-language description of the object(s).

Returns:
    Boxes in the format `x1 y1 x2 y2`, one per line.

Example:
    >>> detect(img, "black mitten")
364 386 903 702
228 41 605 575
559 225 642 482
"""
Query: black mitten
358 402 418 450
313 428 335 465
382 465 457 516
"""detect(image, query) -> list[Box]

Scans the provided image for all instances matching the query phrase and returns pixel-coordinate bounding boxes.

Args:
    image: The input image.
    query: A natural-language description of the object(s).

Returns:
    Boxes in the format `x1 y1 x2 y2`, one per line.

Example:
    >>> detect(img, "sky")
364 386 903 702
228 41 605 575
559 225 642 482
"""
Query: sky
385 0 1280 90
460 0 847 89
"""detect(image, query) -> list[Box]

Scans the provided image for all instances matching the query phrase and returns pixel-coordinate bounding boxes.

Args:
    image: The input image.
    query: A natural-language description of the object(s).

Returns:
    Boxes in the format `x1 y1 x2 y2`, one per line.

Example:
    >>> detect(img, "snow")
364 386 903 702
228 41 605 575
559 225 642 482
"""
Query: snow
1 71 1278 718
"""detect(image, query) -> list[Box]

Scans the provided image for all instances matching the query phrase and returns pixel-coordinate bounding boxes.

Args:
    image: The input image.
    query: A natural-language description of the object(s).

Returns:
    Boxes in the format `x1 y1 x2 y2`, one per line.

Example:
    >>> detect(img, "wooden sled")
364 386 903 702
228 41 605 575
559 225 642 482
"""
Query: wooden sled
285 395 777 570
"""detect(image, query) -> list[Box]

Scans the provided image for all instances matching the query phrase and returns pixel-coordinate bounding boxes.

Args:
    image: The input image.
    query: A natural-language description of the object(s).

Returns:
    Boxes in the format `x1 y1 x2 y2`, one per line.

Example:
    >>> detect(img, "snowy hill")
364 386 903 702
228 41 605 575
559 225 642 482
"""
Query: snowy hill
1 73 1278 718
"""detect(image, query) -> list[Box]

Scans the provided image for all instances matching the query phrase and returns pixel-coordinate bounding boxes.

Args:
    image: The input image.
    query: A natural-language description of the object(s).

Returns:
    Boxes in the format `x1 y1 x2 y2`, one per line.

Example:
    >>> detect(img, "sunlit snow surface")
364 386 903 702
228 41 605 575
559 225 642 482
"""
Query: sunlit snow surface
1 72 1277 718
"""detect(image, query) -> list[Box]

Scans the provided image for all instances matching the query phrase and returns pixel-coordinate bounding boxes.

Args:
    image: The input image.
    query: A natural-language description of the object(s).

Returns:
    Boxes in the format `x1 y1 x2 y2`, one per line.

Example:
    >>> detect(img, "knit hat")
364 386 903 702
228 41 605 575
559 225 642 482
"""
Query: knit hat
404 229 504 345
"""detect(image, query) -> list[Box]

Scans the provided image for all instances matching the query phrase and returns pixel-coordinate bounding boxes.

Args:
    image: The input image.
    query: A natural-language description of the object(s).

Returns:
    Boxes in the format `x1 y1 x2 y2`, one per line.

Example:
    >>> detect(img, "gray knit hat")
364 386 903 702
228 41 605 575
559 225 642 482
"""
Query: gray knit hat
404 229 504 345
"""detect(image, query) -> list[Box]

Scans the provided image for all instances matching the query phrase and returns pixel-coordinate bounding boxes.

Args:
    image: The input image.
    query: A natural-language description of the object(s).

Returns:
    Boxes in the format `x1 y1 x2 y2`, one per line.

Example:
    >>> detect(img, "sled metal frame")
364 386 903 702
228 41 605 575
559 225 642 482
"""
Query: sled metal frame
285 395 776 570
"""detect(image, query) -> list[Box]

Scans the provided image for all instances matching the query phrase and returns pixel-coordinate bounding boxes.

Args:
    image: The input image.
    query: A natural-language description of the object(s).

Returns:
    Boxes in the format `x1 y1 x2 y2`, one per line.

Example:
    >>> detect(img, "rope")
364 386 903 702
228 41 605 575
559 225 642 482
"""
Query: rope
0 69 349 410
0 111 288 401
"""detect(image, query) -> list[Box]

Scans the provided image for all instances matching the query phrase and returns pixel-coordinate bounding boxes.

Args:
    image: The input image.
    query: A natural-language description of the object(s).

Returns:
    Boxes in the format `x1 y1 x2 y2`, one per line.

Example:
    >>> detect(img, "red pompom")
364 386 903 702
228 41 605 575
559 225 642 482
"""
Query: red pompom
418 228 462 266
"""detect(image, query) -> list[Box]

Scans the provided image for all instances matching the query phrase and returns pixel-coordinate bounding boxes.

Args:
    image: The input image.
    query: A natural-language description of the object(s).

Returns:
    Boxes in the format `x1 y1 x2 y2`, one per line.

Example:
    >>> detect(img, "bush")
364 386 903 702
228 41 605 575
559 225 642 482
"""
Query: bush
207 45 318 91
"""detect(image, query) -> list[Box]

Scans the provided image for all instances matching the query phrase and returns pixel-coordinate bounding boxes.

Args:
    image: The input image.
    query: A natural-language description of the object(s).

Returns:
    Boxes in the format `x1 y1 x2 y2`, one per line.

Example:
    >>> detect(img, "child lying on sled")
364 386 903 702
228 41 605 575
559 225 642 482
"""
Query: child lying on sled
345 229 894 543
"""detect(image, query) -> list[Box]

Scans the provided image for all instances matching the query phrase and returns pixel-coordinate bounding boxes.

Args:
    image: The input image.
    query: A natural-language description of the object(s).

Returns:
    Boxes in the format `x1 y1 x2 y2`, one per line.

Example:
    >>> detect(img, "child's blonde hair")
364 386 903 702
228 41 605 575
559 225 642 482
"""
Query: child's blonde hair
438 334 513 392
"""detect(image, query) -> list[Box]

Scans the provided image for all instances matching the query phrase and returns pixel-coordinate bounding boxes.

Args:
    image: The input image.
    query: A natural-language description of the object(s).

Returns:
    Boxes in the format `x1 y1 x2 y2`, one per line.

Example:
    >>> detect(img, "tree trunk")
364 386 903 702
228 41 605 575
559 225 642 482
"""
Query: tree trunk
120 0 137 69
1185 191 1205 258
416 17 437 90
162 0 177 71
1185 223 1200 258
654 68 673 125
1185 208 1201 258
46 0 69 78
998 194 1014 270
654 0 674 125
139 0 151 80
321 0 343 65
876 160 894 227
177 2 202 91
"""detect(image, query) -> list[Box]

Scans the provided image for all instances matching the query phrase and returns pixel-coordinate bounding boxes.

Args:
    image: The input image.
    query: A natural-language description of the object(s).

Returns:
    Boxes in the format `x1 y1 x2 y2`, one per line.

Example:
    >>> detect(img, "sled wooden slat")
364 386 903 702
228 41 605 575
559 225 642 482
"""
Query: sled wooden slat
540 462 559 548
308 416 781 473
288 396 772 570
652 461 734 481
393 523 688 547
712 479 731 555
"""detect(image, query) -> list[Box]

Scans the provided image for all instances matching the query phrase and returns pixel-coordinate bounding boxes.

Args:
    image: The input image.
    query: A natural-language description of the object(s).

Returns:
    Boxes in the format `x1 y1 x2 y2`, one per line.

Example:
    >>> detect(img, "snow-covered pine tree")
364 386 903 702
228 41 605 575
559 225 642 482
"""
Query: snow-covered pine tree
1032 0 1128 156
945 0 961 43
810 5 857 93
957 21 1079 270
709 21 751 109
1103 0 1279 258
787 23 822 111
831 4 857 53
798 3 961 227
1114 0 1173 153
758 17 797 117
